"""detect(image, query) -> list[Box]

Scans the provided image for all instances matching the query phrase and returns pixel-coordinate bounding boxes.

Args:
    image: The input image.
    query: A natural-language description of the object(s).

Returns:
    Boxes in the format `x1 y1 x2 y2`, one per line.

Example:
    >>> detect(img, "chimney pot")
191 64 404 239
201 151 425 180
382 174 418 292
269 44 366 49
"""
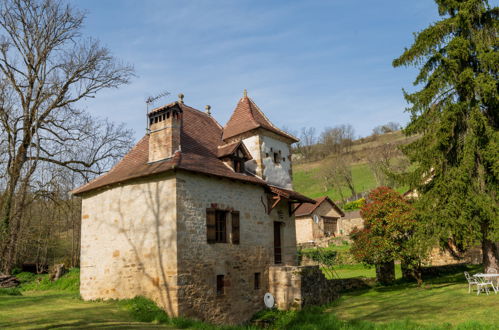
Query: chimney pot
178 93 184 103
205 105 211 115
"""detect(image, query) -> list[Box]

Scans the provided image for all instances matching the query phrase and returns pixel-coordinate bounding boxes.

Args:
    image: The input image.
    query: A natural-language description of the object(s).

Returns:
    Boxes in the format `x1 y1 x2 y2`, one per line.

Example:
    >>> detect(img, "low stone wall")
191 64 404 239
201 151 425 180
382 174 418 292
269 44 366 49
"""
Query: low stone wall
268 265 370 310
426 246 482 266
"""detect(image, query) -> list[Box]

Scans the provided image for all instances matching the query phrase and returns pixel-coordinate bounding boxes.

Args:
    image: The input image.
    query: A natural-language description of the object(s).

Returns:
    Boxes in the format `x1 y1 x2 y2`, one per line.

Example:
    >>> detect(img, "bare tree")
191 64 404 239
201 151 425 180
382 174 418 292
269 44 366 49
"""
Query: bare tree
318 124 355 157
372 122 401 136
0 0 134 273
320 156 356 202
366 143 409 188
297 127 316 160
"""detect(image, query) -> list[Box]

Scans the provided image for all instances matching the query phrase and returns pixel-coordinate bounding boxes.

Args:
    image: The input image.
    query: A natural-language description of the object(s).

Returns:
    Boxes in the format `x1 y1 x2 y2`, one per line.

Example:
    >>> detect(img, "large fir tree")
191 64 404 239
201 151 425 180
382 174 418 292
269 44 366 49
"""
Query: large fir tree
393 0 498 272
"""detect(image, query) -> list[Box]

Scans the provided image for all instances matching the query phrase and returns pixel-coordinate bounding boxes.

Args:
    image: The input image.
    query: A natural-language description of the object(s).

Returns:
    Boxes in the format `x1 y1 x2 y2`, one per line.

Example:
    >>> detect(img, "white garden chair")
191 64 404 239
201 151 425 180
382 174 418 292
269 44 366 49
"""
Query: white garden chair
465 272 495 295
464 272 479 294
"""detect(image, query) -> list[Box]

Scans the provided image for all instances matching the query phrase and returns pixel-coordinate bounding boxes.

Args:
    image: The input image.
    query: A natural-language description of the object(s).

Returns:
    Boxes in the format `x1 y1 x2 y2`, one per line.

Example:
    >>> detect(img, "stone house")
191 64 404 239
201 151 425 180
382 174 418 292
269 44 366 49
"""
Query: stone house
294 197 344 245
72 92 315 325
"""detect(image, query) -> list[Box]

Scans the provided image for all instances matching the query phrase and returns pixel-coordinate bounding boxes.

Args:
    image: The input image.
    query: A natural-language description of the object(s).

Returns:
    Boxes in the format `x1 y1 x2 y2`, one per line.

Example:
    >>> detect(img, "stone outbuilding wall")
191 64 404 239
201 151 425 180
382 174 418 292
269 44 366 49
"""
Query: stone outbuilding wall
295 201 343 244
268 265 370 310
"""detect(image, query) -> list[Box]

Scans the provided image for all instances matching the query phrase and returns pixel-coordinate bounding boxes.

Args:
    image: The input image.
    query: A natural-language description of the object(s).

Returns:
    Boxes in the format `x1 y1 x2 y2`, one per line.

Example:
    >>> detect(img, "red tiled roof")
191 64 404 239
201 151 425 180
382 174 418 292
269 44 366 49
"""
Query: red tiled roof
222 96 298 142
269 186 316 204
72 104 266 195
72 101 309 204
216 141 252 160
294 196 345 217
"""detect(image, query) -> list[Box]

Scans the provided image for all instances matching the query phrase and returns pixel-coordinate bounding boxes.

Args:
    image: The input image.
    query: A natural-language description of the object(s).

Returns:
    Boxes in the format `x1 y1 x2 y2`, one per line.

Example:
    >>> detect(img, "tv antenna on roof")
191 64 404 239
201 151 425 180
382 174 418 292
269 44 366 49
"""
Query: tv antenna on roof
145 90 170 133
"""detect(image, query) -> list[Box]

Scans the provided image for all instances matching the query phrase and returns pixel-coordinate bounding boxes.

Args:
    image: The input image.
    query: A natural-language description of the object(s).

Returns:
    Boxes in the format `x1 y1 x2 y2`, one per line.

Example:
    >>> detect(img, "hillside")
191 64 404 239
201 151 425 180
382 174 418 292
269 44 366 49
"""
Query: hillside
292 130 416 203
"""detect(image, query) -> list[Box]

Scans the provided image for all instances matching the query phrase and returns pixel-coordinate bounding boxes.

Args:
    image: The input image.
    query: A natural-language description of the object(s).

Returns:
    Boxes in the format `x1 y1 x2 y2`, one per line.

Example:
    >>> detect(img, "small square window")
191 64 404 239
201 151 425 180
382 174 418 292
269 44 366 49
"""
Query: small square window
254 272 261 290
273 152 280 164
217 275 225 295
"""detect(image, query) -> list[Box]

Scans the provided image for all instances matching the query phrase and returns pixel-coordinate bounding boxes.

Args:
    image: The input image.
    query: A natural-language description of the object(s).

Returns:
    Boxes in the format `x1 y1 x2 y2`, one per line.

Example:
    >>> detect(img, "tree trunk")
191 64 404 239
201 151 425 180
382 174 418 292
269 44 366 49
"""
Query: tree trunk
375 260 395 285
482 238 499 274
401 261 412 280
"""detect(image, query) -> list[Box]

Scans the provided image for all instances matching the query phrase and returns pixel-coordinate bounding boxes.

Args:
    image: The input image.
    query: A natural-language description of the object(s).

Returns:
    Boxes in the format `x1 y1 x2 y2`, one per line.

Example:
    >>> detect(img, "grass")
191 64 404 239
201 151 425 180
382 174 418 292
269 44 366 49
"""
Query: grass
330 280 499 327
0 290 173 329
293 163 377 201
332 263 401 280
2 265 498 329
18 268 80 292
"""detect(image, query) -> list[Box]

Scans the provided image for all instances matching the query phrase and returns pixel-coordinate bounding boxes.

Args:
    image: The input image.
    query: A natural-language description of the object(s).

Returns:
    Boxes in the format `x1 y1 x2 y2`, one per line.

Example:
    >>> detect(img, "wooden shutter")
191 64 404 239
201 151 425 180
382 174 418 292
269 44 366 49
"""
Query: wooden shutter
231 211 240 244
207 209 216 243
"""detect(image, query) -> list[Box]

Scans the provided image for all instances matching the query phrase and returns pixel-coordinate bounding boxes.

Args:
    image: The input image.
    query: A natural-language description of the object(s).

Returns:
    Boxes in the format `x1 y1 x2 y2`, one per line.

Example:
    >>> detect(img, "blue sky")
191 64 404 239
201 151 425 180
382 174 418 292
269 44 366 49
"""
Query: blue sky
74 0 444 141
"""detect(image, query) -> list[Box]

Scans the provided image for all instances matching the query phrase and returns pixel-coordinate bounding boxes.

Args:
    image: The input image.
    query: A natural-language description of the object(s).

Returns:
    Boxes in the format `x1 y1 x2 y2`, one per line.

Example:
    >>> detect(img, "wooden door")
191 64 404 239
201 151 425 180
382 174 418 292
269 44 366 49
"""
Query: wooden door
274 222 282 264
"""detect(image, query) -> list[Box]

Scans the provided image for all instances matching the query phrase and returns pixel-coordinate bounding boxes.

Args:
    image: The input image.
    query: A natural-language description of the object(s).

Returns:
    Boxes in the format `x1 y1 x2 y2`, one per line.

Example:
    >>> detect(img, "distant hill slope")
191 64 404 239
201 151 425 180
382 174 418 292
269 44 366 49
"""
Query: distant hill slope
292 131 416 203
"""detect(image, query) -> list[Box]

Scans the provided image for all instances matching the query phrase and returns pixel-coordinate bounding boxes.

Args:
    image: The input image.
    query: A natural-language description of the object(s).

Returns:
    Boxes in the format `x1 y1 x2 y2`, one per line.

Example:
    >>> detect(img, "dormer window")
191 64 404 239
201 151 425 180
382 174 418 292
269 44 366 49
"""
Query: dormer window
233 158 245 173
217 141 252 174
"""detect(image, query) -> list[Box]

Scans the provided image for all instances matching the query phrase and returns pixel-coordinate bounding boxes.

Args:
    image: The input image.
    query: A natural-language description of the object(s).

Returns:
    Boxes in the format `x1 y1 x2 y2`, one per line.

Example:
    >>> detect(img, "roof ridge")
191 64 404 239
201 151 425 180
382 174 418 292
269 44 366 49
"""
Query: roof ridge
238 96 260 127
180 103 224 130
244 96 299 141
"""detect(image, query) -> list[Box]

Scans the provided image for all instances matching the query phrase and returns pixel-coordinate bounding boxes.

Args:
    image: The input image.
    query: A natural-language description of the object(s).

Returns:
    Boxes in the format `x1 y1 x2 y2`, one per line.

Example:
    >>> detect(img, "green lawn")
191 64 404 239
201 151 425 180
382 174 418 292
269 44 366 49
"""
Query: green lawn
333 263 402 279
0 291 172 329
2 266 498 329
330 281 499 326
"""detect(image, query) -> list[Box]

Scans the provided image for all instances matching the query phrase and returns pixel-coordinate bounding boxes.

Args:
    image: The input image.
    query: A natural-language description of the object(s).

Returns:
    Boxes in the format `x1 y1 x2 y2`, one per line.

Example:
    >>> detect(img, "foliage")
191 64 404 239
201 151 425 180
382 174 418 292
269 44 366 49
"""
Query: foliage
0 287 21 296
117 296 169 324
20 268 79 292
393 0 499 272
350 187 428 283
15 271 36 283
343 198 365 211
300 248 337 267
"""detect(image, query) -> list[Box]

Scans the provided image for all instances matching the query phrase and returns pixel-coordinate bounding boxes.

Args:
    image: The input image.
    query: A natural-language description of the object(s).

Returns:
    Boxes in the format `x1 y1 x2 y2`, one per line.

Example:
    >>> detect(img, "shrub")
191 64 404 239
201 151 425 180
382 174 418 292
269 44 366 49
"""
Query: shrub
20 268 79 292
117 296 169 324
0 287 22 296
15 272 37 283
343 198 365 211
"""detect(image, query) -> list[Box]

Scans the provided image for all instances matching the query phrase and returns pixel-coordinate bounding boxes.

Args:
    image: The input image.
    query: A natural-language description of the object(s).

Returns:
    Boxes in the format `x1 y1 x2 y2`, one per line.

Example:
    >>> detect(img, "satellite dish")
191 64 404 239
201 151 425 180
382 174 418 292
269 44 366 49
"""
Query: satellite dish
264 293 275 308
313 215 320 224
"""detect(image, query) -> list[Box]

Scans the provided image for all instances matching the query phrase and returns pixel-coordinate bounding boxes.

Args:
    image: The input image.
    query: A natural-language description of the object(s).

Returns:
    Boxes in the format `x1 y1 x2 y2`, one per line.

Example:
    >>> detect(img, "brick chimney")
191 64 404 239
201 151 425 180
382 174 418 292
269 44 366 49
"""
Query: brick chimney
148 101 182 163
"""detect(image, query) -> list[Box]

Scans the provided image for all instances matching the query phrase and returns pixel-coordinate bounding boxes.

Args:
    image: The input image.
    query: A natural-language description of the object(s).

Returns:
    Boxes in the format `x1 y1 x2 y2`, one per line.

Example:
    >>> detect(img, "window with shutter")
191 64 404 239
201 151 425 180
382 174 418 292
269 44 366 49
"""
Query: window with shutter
215 210 227 243
206 209 216 243
231 211 240 244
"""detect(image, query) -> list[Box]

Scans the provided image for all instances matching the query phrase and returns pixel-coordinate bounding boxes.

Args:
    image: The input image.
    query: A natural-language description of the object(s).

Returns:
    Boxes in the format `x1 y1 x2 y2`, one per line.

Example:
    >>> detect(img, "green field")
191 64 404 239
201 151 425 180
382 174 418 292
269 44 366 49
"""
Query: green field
293 163 377 201
1 266 498 329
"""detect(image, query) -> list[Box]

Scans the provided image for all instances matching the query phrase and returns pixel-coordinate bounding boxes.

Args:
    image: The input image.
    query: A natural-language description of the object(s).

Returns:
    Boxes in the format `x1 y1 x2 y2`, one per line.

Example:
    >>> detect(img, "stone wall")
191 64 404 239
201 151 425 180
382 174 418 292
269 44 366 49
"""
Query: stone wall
80 173 179 316
295 217 313 244
175 171 298 325
426 246 482 266
268 265 370 310
338 211 364 236
229 128 293 190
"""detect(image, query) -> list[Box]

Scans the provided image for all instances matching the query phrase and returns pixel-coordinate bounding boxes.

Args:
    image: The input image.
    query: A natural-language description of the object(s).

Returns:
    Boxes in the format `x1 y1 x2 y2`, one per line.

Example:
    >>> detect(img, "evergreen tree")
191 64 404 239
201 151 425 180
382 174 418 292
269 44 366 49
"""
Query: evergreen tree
393 0 498 272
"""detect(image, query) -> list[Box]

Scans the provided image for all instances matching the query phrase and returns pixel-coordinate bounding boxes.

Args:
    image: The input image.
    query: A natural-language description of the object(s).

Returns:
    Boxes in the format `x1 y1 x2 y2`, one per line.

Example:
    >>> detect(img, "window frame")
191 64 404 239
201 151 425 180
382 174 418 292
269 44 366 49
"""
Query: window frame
254 272 261 290
216 274 225 296
215 210 227 243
